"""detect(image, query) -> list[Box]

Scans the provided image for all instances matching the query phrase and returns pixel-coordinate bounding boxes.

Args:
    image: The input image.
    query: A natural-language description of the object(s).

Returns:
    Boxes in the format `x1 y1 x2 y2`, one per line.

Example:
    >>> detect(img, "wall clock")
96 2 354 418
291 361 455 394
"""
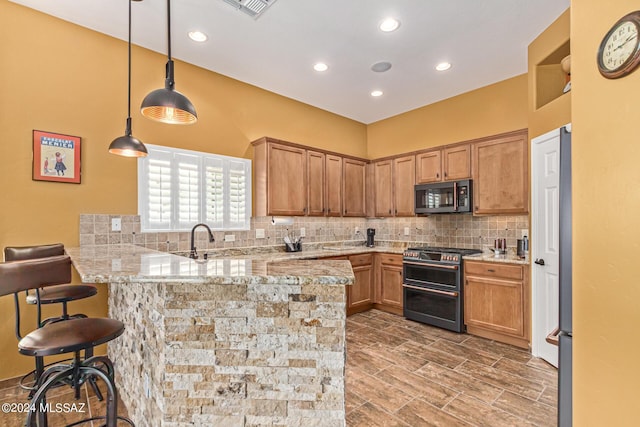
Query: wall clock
597 10 640 79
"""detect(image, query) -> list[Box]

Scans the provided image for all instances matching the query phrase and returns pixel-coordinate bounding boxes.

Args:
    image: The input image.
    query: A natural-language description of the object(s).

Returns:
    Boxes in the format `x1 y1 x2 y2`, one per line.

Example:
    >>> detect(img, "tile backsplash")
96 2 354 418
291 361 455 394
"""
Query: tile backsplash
79 214 529 252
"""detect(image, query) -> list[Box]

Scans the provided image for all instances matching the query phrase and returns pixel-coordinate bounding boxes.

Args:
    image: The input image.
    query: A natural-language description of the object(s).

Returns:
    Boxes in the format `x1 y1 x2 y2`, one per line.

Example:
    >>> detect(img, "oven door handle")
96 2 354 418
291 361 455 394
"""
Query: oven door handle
403 261 459 270
402 284 459 297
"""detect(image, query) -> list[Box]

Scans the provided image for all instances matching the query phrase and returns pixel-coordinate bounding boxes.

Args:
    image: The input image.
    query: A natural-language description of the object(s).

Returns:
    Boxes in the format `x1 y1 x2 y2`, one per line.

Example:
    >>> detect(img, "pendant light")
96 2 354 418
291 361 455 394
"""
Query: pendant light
140 0 197 125
109 0 148 157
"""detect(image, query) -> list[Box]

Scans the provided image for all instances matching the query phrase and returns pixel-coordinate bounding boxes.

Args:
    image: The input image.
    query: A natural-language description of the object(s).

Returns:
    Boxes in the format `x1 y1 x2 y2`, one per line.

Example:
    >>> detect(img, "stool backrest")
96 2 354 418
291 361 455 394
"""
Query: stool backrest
0 256 72 297
4 243 64 261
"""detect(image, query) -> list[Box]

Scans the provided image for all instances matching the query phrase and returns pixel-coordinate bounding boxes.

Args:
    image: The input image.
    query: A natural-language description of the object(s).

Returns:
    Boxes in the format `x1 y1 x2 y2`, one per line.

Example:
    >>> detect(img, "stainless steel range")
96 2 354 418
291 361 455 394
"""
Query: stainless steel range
402 246 481 332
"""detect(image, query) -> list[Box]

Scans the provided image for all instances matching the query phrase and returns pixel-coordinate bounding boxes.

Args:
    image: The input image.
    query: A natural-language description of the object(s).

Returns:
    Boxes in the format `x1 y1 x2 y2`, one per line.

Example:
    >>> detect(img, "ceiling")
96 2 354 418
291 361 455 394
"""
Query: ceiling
10 0 569 124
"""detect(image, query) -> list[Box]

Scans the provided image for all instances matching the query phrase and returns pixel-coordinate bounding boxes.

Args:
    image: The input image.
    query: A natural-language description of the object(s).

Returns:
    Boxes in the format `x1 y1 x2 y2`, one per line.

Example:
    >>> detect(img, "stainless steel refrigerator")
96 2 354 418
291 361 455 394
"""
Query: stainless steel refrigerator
558 125 572 426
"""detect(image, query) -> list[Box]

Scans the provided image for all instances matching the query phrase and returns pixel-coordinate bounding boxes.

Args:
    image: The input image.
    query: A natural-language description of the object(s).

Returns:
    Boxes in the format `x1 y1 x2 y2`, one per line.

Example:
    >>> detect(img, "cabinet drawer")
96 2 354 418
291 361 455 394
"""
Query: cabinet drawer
349 253 373 267
465 261 523 280
377 253 403 266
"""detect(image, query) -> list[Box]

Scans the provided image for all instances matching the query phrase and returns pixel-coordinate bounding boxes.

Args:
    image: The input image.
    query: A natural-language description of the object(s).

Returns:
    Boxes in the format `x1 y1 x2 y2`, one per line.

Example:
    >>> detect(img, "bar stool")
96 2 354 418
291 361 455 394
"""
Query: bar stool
0 255 133 427
4 243 99 396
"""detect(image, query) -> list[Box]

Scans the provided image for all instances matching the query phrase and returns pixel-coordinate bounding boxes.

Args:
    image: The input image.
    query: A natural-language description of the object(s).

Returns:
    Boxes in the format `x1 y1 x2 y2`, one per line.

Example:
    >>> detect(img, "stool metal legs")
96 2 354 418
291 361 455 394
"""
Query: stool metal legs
25 355 133 427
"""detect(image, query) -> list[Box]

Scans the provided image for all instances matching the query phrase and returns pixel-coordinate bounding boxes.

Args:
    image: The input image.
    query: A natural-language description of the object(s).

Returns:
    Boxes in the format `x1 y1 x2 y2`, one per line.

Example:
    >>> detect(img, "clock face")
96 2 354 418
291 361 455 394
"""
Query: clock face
598 11 640 78
602 21 638 71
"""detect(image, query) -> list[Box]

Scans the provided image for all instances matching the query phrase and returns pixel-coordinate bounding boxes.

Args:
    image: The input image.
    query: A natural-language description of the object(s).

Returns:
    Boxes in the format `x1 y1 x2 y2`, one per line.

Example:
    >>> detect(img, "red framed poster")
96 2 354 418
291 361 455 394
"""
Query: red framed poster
32 130 81 184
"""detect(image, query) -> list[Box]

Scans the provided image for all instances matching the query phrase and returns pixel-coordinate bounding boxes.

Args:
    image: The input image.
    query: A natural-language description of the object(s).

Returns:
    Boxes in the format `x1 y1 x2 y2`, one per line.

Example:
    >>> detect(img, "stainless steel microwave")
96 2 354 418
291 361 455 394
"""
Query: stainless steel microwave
415 180 473 214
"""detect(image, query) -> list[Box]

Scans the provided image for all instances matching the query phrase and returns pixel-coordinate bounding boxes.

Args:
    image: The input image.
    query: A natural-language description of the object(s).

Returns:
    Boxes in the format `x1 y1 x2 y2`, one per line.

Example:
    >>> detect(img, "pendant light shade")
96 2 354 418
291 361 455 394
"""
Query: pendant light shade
109 0 148 158
141 0 197 125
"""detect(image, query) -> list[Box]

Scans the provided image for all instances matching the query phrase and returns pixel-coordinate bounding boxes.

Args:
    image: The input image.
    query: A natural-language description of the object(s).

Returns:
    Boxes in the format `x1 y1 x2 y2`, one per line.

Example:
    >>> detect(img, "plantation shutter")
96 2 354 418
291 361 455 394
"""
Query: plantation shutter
139 144 251 232
140 147 173 231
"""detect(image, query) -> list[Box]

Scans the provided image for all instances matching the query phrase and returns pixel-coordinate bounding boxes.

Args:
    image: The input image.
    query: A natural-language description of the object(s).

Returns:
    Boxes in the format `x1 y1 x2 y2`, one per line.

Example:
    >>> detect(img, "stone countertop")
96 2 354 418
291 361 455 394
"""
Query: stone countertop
463 251 530 265
65 244 355 285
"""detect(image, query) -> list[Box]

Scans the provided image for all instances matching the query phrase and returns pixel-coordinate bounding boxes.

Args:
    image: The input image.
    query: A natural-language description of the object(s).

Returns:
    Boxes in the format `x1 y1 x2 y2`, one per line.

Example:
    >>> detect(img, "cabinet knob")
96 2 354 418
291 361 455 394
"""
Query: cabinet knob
395 209 397 214
328 208 331 213
475 206 479 211
444 172 447 178
389 209 392 214
436 173 439 178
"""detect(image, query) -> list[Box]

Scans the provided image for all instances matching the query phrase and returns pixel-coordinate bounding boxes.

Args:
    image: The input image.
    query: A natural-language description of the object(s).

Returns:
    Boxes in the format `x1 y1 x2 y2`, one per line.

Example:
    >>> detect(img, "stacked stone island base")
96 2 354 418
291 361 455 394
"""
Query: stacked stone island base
66 245 353 427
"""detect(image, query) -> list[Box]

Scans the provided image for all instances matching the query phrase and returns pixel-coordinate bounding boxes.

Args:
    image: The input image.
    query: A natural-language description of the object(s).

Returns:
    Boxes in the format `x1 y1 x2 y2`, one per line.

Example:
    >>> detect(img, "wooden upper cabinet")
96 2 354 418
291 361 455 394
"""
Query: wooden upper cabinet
306 150 325 216
416 144 470 184
373 160 393 217
393 155 415 216
416 150 442 184
472 130 529 215
343 158 367 217
442 144 471 181
254 140 308 216
325 154 342 217
266 143 307 216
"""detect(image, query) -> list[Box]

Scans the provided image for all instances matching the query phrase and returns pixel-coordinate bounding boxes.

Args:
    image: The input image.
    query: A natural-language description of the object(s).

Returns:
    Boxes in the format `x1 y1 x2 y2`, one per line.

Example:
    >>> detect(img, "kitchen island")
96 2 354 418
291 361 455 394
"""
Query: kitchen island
65 244 354 427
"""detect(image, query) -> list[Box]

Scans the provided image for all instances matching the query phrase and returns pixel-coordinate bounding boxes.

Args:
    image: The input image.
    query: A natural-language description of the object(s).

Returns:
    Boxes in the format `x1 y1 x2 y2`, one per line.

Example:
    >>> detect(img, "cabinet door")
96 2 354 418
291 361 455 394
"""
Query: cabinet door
306 150 325 216
325 154 342 217
443 144 471 181
416 150 442 183
376 254 404 310
267 143 307 215
393 155 415 216
343 159 367 217
348 254 374 315
472 131 529 215
464 276 525 337
373 160 393 217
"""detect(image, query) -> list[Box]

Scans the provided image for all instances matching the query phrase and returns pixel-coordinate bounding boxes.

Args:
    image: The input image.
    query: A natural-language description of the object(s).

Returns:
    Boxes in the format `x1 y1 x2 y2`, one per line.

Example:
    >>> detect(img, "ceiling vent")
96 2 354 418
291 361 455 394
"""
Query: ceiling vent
221 0 278 19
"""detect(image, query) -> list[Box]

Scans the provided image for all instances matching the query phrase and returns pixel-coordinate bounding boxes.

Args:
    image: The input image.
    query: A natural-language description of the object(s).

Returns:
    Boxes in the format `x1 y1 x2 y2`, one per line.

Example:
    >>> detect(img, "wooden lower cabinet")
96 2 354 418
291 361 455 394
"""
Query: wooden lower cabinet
348 254 374 315
374 253 404 315
321 254 373 316
464 260 530 349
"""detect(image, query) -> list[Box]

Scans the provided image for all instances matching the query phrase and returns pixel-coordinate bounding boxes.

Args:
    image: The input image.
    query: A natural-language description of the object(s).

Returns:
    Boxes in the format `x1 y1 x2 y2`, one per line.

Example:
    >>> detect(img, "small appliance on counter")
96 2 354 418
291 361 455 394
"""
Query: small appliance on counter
366 228 375 247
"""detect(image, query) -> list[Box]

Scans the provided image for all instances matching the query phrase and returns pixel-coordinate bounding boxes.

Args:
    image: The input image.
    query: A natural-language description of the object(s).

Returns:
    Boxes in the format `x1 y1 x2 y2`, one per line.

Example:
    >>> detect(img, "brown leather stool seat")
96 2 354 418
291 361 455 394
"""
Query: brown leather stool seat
19 318 124 357
0 256 133 427
24 284 98 306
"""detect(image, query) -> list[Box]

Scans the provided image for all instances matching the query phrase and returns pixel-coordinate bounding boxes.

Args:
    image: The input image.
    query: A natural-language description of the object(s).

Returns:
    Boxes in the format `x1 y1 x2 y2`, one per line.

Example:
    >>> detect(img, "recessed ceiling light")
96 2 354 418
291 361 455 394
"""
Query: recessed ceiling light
313 62 329 72
379 17 400 32
435 62 452 71
188 31 208 42
371 90 384 97
371 61 392 73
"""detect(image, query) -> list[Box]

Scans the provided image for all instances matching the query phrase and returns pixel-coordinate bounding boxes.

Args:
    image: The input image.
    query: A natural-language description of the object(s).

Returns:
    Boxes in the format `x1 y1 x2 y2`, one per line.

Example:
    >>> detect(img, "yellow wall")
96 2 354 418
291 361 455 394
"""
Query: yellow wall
572 1 640 425
0 1 366 379
366 74 528 158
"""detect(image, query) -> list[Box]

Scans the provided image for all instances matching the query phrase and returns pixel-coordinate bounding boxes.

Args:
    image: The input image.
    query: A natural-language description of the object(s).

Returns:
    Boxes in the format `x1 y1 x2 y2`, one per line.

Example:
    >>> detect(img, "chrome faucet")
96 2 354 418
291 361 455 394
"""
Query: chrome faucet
190 223 215 259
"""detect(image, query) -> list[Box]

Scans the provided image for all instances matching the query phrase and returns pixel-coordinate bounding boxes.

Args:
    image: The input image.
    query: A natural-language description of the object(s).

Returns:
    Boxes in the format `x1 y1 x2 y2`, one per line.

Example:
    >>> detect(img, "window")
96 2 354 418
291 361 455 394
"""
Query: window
138 144 251 232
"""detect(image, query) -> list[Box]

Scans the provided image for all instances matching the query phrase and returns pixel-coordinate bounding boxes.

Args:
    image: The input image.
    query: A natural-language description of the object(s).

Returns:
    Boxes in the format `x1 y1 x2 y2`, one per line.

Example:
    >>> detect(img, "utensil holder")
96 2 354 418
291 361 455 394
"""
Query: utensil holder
285 242 302 252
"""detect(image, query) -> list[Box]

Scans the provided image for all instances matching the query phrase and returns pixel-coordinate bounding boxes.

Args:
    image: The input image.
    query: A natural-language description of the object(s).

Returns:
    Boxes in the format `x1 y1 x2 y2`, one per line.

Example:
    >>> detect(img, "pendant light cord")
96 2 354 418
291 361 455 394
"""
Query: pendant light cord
167 0 172 61
127 0 132 121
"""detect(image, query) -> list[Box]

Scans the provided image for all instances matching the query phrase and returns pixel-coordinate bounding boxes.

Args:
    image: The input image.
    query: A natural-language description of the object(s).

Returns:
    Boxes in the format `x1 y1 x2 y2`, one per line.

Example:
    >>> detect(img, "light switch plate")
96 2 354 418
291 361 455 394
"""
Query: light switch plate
225 234 236 242
404 227 410 236
111 218 121 232
299 227 306 237
255 229 265 239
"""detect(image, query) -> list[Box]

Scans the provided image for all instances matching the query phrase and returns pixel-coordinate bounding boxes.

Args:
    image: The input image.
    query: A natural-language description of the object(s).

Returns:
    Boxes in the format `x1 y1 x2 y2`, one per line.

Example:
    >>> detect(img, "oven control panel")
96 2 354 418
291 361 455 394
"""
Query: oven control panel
402 250 460 263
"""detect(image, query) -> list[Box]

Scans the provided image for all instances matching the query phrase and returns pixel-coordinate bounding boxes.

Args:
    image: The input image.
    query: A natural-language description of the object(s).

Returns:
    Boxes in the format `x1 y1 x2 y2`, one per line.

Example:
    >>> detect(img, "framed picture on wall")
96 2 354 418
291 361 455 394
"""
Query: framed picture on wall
32 130 81 184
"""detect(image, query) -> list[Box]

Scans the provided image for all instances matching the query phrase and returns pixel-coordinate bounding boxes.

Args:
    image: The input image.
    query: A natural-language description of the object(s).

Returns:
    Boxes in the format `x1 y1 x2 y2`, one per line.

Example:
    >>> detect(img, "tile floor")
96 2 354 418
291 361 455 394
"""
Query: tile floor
0 309 556 426
346 310 558 427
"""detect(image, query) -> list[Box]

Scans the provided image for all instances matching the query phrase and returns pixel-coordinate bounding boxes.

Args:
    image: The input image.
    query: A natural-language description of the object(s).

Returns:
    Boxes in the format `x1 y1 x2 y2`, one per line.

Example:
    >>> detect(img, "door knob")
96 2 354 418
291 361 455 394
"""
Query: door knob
534 258 545 266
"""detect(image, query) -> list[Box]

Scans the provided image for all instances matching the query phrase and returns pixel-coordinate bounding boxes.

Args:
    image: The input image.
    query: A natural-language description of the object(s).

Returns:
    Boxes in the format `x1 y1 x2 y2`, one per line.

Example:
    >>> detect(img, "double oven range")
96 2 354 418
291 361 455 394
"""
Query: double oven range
403 246 480 332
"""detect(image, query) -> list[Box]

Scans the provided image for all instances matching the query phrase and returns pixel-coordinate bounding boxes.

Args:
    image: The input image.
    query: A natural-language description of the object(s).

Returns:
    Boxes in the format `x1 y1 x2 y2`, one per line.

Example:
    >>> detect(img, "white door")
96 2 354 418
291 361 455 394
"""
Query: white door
531 129 562 367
